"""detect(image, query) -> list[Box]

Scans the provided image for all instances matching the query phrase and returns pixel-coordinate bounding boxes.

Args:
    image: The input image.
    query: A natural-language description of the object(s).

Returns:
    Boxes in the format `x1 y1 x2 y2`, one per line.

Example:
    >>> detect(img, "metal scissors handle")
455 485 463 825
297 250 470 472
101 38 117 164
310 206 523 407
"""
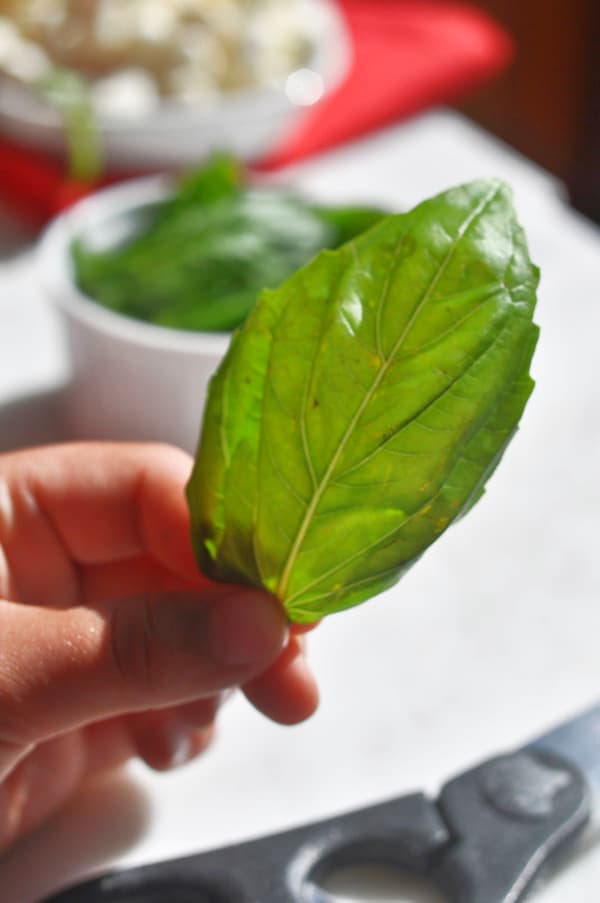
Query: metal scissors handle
42 747 590 903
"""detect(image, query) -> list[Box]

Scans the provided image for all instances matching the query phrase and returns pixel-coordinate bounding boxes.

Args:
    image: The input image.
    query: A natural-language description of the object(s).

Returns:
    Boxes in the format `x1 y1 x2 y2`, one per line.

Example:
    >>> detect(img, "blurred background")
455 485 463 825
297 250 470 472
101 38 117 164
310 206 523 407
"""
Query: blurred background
454 0 600 223
0 0 598 232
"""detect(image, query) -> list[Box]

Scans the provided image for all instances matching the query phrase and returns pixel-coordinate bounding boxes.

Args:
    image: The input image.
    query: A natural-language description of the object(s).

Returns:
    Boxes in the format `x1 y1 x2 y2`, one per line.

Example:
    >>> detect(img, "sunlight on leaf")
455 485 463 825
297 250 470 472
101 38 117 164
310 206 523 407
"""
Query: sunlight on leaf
187 180 540 622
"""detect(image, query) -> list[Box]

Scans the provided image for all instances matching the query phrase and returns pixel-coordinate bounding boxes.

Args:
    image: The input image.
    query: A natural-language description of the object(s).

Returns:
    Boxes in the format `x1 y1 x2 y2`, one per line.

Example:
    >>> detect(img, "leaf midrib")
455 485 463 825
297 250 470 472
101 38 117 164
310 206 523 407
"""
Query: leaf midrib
283 314 515 606
275 185 501 600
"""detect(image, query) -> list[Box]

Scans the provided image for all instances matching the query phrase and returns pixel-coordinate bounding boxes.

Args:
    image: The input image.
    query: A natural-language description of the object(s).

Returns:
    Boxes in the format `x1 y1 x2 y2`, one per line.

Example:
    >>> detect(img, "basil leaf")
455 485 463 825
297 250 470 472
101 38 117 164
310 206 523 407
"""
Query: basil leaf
187 180 539 622
72 156 385 333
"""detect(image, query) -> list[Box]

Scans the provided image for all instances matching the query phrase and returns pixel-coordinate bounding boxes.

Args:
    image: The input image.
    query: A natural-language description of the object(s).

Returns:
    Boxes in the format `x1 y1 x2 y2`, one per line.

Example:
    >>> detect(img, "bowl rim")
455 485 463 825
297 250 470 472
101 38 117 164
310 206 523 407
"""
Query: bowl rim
36 174 234 356
0 0 351 135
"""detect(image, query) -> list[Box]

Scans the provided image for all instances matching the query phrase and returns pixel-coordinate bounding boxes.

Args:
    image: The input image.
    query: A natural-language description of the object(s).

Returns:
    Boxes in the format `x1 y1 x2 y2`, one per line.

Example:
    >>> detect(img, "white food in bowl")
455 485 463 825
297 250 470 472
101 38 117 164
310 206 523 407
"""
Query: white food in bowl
37 176 232 452
0 0 350 166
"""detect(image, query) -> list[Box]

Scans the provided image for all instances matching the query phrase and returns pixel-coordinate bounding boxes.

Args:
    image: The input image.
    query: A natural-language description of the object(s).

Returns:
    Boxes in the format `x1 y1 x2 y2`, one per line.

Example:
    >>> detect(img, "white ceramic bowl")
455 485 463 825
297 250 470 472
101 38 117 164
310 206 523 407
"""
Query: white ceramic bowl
37 176 231 452
0 0 350 167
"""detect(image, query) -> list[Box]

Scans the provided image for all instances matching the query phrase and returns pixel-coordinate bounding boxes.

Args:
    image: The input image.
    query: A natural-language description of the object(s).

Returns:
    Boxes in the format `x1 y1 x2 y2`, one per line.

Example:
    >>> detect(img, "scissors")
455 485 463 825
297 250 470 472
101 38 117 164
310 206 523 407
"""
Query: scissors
42 703 600 903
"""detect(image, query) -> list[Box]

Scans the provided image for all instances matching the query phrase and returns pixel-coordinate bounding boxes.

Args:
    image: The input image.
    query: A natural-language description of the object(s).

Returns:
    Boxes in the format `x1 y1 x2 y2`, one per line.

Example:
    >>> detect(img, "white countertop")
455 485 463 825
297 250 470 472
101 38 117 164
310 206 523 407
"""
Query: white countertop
1 110 600 902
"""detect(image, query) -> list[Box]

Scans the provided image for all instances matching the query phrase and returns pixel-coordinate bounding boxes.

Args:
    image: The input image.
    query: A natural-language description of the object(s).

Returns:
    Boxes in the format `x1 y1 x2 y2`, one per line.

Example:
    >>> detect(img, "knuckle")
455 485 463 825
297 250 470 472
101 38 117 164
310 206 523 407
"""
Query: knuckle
108 596 158 700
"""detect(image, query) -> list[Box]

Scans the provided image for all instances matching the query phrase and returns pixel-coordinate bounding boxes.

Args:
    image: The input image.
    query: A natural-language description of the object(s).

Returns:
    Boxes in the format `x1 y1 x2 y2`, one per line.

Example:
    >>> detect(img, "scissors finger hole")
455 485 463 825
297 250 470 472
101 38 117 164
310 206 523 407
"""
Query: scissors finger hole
314 863 446 903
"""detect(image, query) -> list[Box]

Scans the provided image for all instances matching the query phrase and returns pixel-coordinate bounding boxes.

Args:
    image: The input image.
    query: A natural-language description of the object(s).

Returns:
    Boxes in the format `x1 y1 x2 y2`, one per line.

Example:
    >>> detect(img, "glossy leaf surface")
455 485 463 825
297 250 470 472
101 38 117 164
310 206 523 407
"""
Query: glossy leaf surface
187 180 540 622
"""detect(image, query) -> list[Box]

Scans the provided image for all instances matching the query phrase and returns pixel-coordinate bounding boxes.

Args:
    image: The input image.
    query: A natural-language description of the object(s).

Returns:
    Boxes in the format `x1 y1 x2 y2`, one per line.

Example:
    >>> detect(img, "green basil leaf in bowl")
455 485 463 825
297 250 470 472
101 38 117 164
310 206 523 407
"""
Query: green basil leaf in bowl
186 179 540 623
71 155 386 334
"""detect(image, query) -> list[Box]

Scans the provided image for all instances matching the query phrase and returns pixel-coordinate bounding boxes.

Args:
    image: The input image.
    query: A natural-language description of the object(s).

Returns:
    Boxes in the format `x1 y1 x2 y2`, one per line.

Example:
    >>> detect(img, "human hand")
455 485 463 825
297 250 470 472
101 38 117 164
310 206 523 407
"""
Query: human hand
0 442 318 850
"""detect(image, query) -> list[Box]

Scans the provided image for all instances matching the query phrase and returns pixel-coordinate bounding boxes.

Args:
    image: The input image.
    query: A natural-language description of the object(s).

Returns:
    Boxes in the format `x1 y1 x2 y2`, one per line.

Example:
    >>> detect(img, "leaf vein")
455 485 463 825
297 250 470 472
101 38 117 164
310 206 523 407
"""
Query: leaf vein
276 184 502 600
296 563 405 609
265 438 309 507
375 236 407 360
284 308 513 603
389 283 504 364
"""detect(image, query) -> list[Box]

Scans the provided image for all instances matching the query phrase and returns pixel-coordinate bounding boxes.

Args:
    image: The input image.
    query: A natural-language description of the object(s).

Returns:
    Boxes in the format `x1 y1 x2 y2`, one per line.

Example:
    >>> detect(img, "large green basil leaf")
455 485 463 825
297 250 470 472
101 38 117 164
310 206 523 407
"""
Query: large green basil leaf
187 179 539 622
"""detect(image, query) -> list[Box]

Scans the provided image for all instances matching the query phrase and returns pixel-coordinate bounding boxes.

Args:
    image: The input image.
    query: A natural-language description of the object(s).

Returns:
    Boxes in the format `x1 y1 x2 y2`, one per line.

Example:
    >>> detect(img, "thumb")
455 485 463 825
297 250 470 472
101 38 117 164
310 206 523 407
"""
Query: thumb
0 588 287 751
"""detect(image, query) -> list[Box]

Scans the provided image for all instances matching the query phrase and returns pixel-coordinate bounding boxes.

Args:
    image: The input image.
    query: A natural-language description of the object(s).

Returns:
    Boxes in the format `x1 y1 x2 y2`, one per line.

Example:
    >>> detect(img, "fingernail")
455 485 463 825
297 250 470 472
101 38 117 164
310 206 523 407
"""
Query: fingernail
210 591 288 666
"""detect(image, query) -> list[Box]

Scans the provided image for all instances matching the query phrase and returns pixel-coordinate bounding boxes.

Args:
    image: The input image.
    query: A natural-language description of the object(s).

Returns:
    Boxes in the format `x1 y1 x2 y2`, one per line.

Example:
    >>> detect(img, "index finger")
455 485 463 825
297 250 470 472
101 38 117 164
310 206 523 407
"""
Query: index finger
3 441 202 581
